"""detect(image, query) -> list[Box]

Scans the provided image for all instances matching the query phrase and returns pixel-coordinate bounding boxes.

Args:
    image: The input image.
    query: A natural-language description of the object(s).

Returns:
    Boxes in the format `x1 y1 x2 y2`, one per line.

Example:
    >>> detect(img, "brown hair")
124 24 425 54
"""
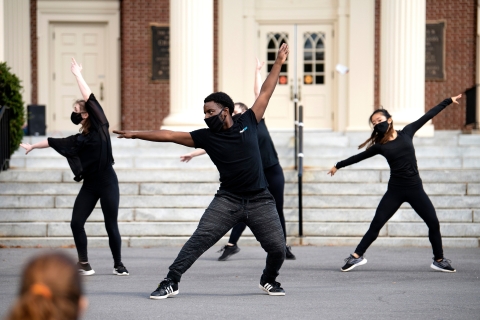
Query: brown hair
6 253 83 320
234 102 249 113
358 109 395 149
73 99 91 135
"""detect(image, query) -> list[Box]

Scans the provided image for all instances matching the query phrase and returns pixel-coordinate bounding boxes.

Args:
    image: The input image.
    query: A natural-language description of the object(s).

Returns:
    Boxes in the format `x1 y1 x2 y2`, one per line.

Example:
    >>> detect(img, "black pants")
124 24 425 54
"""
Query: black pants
167 189 286 283
355 183 444 260
71 166 122 265
229 163 287 244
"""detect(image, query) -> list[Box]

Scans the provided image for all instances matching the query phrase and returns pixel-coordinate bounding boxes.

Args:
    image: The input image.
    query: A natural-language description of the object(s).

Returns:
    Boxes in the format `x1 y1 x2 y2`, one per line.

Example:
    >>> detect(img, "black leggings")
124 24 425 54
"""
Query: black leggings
228 163 287 244
71 166 122 265
355 183 444 260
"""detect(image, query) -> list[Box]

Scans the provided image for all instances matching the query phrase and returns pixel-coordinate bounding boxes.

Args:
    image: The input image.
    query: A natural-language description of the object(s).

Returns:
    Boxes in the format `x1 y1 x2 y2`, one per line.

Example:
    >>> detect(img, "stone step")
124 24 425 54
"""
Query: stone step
20 131 480 148
0 208 476 223
0 182 475 196
10 154 480 169
1 221 479 238
3 168 480 183
0 236 477 248
2 194 480 209
12 144 480 159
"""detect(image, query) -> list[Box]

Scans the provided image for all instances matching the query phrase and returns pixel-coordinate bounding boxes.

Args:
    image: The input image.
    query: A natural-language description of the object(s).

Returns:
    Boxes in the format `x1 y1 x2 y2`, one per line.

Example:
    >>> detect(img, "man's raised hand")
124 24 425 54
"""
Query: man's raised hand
276 43 289 65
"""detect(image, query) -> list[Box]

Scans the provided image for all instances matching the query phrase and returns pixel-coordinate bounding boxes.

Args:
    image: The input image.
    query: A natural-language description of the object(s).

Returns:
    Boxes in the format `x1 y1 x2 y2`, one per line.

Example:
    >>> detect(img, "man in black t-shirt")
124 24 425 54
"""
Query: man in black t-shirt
114 43 289 299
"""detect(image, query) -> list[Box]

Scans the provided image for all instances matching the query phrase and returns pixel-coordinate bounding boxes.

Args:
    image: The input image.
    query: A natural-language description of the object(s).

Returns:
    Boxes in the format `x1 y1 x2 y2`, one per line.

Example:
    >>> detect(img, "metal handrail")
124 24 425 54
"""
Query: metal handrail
0 105 11 172
297 105 304 237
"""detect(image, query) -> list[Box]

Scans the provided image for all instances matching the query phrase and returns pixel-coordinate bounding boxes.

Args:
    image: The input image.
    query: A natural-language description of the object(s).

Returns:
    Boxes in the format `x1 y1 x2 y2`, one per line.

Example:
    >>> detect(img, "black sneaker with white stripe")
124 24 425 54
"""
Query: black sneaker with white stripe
430 258 456 273
341 254 367 272
77 262 95 276
259 278 285 296
113 263 129 276
150 278 179 300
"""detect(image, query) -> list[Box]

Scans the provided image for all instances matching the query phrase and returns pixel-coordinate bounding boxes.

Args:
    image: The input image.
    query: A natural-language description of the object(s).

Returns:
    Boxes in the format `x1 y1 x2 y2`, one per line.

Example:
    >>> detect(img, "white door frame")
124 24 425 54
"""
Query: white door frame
218 0 375 132
37 0 120 133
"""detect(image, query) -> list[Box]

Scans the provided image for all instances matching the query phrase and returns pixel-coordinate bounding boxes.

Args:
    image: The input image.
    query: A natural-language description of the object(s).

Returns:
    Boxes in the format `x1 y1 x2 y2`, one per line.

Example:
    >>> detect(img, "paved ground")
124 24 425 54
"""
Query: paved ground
1 245 479 320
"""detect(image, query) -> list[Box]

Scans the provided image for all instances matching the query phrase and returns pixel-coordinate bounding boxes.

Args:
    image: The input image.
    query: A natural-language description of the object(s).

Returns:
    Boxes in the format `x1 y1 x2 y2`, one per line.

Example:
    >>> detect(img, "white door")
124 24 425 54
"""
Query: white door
259 25 333 129
51 23 107 132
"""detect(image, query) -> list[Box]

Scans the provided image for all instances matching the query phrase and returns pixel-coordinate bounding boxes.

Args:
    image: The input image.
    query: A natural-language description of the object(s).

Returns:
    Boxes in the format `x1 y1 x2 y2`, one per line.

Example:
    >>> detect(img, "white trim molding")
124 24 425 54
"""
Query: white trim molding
37 0 120 132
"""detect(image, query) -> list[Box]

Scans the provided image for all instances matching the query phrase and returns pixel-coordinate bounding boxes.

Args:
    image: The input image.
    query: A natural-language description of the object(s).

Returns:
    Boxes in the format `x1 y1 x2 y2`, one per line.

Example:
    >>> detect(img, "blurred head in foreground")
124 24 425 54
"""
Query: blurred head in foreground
6 252 87 320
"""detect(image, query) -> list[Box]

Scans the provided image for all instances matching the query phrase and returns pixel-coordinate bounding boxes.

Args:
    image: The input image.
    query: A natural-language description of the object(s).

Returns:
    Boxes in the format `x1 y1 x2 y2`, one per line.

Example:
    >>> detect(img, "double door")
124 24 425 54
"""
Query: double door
259 25 333 129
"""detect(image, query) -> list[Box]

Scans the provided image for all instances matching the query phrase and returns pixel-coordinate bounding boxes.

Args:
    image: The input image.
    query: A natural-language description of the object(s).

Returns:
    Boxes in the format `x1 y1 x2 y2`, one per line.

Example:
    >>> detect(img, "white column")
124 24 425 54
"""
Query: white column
335 0 349 132
4 0 31 105
0 0 5 62
346 0 375 132
163 0 213 128
381 0 431 135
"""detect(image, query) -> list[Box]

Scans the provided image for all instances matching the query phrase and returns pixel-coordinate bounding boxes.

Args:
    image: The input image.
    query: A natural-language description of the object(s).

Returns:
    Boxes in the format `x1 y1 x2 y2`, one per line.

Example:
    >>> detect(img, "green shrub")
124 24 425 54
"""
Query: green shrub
0 62 25 158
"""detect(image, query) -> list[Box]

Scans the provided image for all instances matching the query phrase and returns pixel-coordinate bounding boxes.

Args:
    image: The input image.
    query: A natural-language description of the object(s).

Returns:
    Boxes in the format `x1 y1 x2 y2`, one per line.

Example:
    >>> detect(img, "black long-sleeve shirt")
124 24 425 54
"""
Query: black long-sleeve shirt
336 98 453 186
48 94 114 182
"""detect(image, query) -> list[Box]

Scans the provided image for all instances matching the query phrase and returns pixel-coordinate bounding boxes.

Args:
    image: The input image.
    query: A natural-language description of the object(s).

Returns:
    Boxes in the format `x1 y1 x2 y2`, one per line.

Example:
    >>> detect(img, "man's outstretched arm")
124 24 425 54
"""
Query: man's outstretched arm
251 43 289 123
113 130 195 147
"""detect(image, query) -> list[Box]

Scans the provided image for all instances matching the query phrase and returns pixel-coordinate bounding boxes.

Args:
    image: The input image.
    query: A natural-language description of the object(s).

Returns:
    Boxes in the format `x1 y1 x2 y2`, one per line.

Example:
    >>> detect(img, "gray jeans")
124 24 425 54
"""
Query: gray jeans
167 189 286 283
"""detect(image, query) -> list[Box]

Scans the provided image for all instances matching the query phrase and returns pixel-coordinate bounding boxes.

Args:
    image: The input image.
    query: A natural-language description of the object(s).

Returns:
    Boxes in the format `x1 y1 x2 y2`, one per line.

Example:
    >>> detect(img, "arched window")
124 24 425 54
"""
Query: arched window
266 32 288 85
303 32 325 85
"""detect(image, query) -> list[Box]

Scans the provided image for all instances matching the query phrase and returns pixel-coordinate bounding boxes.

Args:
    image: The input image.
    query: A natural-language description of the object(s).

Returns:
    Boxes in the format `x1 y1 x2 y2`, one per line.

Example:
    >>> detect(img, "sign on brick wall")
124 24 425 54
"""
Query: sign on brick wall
151 24 169 81
425 21 445 80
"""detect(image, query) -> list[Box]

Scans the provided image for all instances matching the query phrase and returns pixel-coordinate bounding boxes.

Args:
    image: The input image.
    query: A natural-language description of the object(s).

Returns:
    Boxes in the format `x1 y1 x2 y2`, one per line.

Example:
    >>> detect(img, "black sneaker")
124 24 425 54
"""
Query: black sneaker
259 278 285 296
285 246 296 260
150 278 179 300
77 262 95 276
341 254 367 272
430 258 456 273
113 263 129 276
217 244 240 261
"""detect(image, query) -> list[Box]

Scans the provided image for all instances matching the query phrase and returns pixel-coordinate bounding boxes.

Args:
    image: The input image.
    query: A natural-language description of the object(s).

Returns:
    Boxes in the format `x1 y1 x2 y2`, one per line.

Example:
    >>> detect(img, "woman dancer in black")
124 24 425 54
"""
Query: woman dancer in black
20 58 128 276
114 44 289 299
327 94 462 273
180 60 295 261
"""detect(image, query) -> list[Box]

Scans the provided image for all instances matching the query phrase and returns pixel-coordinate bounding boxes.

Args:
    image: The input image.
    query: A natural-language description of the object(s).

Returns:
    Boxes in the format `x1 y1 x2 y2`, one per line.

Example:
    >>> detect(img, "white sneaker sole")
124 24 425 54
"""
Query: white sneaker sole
79 269 95 276
149 290 179 300
258 284 286 296
113 269 130 276
341 258 367 272
430 263 456 273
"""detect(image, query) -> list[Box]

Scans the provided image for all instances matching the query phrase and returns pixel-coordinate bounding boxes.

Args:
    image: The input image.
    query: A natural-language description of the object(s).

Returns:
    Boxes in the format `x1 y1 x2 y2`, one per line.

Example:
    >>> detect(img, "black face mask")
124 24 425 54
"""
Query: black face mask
374 121 389 135
205 109 227 132
232 113 242 122
71 112 83 125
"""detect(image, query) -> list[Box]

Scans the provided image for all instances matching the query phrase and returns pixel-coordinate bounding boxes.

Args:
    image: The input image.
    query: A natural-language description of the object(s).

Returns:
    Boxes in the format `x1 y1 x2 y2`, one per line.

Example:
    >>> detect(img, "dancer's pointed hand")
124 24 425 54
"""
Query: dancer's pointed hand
71 58 83 77
20 143 33 155
256 58 265 71
451 94 462 104
180 154 193 163
276 43 289 64
113 130 135 139
327 166 337 176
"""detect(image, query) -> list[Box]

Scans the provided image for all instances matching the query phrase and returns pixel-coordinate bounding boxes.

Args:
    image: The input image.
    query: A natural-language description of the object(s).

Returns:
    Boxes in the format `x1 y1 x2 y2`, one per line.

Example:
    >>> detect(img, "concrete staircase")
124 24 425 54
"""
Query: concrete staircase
1 131 479 248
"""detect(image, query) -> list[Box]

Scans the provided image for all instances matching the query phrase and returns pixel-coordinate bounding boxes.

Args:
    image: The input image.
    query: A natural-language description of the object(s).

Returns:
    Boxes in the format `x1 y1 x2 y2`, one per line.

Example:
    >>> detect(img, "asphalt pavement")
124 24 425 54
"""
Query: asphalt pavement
1 245 479 320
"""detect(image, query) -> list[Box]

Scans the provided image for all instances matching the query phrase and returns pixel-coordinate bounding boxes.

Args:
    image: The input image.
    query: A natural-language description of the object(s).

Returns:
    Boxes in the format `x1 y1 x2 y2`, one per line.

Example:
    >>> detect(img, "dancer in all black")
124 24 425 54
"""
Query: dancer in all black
20 58 128 276
114 43 289 298
327 94 462 273
180 60 295 261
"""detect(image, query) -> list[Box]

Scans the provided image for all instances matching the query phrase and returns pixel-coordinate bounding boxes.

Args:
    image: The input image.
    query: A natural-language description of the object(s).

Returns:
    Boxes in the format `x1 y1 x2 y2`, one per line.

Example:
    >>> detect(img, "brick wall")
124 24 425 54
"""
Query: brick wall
425 0 477 130
120 0 170 130
375 0 477 129
30 0 37 104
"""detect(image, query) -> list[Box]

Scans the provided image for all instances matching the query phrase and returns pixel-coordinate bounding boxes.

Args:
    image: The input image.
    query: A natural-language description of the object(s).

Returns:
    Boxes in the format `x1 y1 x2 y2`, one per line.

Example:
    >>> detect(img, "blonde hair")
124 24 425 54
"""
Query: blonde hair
6 253 83 320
